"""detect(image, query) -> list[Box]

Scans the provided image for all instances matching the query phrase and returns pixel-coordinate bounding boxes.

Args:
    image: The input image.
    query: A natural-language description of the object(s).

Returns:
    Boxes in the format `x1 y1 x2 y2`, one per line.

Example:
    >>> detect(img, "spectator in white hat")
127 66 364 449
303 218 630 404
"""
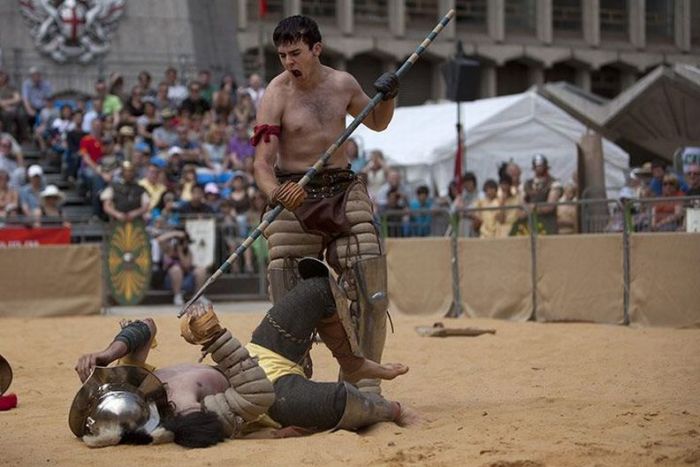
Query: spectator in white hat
39 184 70 228
19 164 44 220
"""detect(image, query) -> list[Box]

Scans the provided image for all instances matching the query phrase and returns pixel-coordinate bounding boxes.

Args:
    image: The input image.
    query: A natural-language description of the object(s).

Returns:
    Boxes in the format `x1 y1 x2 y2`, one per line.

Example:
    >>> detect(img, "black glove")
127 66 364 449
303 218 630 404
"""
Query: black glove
374 72 399 101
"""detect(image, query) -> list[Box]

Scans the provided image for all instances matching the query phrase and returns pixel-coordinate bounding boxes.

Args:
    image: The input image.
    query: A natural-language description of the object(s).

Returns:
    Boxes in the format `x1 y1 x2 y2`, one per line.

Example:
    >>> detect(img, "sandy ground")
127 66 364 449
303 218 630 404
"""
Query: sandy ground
1 305 699 467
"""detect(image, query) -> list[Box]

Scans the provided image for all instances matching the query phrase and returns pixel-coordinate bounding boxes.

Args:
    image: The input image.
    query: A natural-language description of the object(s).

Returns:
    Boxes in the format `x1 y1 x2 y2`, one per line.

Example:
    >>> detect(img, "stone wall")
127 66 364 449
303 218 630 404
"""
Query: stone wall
0 0 244 94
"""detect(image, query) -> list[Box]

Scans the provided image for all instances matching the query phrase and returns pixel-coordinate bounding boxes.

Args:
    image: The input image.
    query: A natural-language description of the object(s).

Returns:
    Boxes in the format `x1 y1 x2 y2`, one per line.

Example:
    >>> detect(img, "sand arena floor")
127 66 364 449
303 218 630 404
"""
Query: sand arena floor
0 305 698 467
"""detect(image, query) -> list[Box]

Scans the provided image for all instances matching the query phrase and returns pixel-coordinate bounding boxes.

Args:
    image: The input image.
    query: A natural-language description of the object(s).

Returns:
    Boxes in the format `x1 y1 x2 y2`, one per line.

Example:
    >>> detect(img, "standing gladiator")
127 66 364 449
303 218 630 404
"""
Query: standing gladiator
252 15 398 394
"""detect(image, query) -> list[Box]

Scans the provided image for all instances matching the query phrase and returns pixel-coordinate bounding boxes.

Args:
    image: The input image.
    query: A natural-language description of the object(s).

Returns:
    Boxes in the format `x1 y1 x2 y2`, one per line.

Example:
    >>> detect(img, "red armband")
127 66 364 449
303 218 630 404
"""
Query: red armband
250 124 281 146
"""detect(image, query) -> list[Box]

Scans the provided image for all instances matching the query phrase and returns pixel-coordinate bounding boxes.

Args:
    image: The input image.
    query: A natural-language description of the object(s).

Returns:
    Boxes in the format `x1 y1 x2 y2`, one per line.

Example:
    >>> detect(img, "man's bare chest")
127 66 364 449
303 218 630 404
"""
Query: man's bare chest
282 91 348 133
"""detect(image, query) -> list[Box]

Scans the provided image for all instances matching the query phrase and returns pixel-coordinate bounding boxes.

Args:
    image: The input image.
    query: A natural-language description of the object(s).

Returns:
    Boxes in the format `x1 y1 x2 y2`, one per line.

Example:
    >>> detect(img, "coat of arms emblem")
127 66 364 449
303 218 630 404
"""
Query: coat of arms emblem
19 0 126 64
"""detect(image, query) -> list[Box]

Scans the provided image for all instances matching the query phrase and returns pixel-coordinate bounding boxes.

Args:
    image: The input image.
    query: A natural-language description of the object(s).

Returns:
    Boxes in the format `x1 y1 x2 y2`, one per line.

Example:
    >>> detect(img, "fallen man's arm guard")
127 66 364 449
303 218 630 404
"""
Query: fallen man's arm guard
200 330 276 438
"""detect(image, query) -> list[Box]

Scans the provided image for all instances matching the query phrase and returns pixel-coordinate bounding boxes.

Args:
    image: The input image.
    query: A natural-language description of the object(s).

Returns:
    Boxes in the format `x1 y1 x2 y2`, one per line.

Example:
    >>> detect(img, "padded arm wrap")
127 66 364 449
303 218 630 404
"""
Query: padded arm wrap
113 321 151 353
201 330 275 434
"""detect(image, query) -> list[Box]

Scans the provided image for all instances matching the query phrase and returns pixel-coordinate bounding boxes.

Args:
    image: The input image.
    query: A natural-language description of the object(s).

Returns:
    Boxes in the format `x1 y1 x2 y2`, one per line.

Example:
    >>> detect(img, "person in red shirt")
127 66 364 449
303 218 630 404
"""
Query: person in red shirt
79 118 110 218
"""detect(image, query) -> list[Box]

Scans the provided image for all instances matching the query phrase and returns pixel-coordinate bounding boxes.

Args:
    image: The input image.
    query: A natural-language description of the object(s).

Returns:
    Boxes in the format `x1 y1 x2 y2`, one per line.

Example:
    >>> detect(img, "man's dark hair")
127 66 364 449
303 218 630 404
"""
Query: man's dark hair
462 171 477 185
416 185 430 196
483 179 498 191
162 411 225 448
273 15 322 48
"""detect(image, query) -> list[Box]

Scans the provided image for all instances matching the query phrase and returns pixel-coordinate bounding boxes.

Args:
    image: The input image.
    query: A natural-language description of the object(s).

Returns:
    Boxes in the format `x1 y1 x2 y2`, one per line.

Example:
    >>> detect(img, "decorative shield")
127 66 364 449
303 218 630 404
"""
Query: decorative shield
106 221 151 306
0 354 12 396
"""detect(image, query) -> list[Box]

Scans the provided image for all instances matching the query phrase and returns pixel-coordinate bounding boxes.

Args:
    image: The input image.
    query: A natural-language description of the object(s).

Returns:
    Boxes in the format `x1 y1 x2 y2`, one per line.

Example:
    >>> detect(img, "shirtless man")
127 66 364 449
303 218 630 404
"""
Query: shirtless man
252 15 398 394
70 259 413 449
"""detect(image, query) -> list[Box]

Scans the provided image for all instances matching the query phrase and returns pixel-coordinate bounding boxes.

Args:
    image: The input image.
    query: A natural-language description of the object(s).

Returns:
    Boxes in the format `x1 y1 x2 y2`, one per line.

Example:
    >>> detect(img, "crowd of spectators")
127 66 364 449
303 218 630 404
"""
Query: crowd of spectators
0 66 272 301
1 65 698 280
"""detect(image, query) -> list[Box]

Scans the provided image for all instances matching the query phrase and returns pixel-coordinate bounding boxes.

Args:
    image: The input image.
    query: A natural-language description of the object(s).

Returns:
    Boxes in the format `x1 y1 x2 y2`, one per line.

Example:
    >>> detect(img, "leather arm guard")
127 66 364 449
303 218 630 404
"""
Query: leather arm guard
114 320 152 353
200 330 276 438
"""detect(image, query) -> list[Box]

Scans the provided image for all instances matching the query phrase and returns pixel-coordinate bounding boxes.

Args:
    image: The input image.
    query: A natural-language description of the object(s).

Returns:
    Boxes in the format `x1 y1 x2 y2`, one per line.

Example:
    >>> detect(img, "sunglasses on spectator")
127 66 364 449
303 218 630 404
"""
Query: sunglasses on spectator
687 171 700 176
663 182 677 186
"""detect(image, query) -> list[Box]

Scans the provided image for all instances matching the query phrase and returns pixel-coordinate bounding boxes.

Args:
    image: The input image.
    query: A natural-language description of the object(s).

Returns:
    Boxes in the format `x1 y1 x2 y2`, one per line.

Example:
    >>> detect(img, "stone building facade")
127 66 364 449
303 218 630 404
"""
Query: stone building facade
237 0 700 105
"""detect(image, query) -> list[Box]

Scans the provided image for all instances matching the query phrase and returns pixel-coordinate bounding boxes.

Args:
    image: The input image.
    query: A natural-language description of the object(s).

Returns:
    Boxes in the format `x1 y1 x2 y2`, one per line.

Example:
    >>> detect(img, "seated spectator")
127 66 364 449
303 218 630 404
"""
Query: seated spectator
152 109 178 156
0 136 25 188
211 77 236 124
229 173 252 235
556 182 578 235
101 161 150 223
154 81 175 113
346 138 366 174
173 125 202 165
473 179 500 238
495 174 522 237
203 182 222 213
180 81 211 117
201 124 228 173
163 148 184 188
137 70 155 99
685 163 700 197
135 100 161 152
94 79 122 124
245 73 265 110
164 67 188 107
21 66 53 129
156 228 207 306
82 98 104 133
130 142 150 179
450 172 480 238
652 174 684 232
361 149 388 197
38 184 70 228
376 169 411 212
124 85 145 123
178 163 198 202
408 185 432 237
232 90 255 125
179 184 213 217
151 191 180 228
0 168 19 221
63 110 85 183
225 122 254 170
197 69 215 104
33 95 59 153
385 188 408 237
20 164 45 223
139 162 167 211
78 119 110 218
0 70 28 141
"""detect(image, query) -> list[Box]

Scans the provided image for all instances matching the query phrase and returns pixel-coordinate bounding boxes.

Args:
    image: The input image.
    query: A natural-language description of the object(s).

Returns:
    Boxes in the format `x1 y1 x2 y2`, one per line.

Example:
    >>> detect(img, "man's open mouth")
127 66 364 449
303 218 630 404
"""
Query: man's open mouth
291 70 302 77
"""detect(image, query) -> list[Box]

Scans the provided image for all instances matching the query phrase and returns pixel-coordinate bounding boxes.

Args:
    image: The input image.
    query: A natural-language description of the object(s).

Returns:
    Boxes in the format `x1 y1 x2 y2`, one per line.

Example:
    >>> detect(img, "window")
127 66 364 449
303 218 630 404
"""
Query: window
646 0 674 43
354 0 389 24
553 0 582 36
406 0 439 26
301 0 336 18
455 0 487 30
505 0 536 35
600 0 628 39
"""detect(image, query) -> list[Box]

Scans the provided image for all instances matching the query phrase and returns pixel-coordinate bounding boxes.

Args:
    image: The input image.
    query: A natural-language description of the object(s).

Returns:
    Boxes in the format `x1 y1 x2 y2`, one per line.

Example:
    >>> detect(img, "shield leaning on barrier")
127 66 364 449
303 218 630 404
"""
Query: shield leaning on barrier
0 354 12 396
105 221 151 306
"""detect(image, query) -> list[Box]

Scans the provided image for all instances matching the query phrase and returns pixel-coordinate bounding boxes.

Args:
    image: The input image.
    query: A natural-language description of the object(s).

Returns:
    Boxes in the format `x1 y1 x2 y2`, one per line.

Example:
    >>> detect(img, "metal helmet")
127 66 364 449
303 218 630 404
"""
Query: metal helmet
69 365 170 441
532 153 549 168
0 354 12 396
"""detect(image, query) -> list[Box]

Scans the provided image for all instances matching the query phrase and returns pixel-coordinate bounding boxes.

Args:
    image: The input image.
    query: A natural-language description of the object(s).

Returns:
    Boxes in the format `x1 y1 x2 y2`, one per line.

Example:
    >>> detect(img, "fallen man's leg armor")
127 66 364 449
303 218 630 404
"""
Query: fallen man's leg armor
201 330 275 438
334 382 399 431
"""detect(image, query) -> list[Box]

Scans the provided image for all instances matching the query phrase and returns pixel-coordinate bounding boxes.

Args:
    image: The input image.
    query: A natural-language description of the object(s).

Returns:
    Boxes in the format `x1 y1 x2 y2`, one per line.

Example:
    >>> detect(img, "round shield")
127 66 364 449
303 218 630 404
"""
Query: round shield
106 221 152 306
0 354 12 396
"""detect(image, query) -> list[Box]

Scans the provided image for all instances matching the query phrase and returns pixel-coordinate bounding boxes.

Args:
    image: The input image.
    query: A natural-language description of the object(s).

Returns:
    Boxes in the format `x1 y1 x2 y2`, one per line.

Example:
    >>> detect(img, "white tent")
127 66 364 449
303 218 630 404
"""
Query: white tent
350 90 629 197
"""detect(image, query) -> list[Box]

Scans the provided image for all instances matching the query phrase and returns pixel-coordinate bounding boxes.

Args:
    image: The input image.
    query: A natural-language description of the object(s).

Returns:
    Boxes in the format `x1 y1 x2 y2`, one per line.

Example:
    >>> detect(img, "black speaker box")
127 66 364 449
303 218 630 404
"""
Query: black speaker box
442 58 480 102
